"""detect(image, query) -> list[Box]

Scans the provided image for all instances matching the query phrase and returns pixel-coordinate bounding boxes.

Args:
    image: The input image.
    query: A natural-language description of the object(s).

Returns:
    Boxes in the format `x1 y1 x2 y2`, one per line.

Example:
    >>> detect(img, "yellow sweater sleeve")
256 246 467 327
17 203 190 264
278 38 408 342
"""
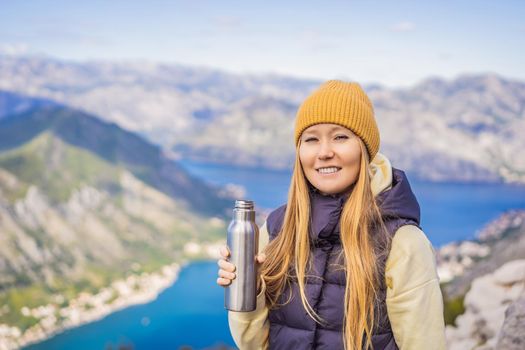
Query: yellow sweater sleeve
228 222 270 350
385 225 447 350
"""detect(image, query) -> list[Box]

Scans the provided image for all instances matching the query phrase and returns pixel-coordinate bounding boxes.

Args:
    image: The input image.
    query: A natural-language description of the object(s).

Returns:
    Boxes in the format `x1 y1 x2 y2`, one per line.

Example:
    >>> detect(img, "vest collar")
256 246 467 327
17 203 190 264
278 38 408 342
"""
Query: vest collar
308 187 347 241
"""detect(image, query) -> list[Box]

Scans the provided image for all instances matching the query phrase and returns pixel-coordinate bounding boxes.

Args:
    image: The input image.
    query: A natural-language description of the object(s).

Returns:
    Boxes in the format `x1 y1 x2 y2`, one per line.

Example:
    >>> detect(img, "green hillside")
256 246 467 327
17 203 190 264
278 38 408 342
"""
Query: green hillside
0 132 119 203
0 105 232 216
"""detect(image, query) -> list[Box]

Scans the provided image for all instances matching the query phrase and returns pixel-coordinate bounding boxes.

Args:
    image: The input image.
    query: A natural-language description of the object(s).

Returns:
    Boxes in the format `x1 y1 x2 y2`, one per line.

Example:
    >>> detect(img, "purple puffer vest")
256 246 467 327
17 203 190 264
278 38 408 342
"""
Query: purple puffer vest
265 168 420 350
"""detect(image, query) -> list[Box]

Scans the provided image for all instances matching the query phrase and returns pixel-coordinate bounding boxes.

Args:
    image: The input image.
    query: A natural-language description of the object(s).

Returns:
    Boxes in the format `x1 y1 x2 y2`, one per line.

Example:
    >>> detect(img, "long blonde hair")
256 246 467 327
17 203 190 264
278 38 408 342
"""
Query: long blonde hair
260 139 389 350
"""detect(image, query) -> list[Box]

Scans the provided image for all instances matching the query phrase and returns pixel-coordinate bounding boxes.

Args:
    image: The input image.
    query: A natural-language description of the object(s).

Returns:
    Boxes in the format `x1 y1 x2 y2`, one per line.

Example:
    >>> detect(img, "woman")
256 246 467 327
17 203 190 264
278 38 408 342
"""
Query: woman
217 80 446 349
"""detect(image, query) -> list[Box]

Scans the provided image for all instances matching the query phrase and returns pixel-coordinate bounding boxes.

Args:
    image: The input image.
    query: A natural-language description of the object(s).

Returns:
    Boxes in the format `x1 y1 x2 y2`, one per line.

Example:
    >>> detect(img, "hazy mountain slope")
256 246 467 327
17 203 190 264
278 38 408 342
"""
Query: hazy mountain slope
0 55 524 182
437 211 525 349
0 105 232 215
0 90 57 120
440 211 525 299
371 75 525 182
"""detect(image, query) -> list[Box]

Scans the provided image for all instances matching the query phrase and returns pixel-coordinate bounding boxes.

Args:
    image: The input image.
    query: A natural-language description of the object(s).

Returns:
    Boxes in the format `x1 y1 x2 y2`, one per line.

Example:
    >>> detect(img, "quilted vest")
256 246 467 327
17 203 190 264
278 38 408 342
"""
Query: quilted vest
266 168 420 350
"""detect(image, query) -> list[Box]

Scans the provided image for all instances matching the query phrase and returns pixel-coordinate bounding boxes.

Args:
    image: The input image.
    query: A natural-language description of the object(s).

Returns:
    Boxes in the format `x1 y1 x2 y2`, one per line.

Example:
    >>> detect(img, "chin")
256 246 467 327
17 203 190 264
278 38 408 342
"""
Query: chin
316 186 343 196
312 181 354 195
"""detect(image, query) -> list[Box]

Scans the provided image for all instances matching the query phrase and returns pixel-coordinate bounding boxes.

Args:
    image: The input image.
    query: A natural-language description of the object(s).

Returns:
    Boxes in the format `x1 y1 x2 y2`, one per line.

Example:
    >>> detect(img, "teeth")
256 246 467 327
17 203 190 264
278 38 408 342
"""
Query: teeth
317 167 340 174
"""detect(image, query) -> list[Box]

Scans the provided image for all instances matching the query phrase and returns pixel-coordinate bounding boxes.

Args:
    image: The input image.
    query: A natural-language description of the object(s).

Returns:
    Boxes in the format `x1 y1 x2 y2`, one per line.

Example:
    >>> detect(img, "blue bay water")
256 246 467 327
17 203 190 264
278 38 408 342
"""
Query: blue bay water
25 162 525 349
24 262 235 350
181 161 525 246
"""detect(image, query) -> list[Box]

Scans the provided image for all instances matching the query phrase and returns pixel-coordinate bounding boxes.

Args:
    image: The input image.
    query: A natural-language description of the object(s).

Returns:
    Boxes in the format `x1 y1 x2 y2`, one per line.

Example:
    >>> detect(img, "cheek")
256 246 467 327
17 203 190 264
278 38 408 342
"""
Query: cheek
298 148 317 183
351 149 362 167
350 156 361 176
346 141 362 165
298 147 313 168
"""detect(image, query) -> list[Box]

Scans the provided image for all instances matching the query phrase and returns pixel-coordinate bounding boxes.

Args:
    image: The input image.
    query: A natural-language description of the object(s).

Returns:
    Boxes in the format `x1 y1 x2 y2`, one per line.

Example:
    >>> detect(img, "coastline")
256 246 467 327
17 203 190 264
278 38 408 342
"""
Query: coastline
0 262 186 350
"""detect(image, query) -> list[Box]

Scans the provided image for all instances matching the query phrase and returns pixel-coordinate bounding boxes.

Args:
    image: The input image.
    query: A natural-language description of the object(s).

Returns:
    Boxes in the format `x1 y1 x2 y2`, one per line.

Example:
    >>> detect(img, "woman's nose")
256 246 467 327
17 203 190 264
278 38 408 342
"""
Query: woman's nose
318 141 334 160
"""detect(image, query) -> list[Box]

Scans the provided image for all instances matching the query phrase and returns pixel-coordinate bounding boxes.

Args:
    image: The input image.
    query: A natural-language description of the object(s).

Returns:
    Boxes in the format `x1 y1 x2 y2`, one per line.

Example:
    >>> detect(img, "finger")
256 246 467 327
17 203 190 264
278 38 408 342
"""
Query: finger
218 259 236 272
218 269 236 280
217 277 231 286
256 253 267 264
220 246 230 258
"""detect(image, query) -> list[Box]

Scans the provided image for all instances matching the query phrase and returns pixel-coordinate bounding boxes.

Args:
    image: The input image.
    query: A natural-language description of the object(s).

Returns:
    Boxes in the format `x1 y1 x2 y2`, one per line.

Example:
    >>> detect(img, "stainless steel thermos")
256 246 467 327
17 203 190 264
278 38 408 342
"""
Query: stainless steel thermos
225 200 259 312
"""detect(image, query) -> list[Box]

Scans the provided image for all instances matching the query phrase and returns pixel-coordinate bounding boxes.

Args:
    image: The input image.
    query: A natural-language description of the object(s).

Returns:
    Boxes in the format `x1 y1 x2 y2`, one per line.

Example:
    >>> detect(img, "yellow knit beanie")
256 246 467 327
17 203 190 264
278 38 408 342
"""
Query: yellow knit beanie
294 80 380 160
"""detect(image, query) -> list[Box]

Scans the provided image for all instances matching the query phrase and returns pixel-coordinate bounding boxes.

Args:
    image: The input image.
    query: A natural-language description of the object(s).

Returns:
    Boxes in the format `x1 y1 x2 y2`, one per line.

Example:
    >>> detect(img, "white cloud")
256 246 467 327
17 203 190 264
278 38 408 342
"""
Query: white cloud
298 29 341 52
212 16 243 30
391 21 416 32
0 42 30 55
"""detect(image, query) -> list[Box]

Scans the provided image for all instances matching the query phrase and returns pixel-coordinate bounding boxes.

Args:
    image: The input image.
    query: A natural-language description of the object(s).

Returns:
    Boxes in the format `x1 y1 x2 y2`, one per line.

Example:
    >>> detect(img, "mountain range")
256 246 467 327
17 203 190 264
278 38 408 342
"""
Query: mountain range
1 55 524 183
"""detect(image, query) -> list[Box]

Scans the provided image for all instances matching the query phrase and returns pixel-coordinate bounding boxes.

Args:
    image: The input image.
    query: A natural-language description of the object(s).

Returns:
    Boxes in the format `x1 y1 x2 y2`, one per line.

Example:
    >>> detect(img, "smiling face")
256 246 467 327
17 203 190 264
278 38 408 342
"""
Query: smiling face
298 123 362 195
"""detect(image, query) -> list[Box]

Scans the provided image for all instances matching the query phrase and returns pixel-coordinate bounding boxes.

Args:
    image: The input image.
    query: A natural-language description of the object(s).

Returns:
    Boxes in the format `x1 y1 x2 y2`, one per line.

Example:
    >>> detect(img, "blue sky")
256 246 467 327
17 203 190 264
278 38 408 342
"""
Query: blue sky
1 0 523 87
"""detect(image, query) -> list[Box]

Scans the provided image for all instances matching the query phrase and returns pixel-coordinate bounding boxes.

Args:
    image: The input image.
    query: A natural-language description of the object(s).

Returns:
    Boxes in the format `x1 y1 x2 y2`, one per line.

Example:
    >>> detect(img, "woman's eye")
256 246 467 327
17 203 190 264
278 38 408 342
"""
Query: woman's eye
335 135 349 140
304 137 317 142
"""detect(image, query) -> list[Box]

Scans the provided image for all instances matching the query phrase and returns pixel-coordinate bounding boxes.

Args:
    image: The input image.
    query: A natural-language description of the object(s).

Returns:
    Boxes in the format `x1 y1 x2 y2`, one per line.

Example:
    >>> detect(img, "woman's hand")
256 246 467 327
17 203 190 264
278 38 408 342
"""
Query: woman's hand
217 246 266 287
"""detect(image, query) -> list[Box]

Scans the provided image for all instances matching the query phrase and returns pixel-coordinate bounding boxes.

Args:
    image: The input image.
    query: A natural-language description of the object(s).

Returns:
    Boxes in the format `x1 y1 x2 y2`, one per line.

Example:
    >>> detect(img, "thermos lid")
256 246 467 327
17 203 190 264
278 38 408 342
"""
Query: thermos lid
235 200 254 210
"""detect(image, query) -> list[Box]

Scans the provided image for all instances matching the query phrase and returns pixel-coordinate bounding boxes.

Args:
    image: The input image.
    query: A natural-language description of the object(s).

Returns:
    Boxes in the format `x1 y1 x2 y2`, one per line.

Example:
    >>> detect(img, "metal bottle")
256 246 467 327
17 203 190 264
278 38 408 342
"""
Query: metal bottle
225 200 259 312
